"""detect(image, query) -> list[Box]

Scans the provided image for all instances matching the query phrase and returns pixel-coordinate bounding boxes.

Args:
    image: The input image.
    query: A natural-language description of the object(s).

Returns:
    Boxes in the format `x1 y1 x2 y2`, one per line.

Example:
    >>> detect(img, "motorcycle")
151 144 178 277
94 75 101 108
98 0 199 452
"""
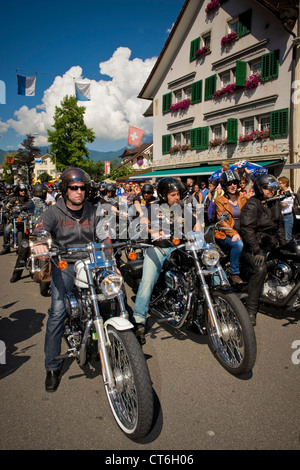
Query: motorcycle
122 216 257 376
30 236 154 440
9 206 31 253
222 191 300 314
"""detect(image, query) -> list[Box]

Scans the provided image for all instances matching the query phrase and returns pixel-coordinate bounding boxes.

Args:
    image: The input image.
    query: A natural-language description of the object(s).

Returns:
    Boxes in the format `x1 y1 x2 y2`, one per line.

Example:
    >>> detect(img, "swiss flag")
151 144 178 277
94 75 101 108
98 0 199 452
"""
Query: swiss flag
128 126 145 147
105 161 110 175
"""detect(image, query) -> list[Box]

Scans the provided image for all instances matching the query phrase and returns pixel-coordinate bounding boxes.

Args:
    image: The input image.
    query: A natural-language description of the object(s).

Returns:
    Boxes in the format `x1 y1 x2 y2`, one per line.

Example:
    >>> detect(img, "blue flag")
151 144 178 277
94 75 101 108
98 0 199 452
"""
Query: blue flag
75 82 91 101
17 75 36 96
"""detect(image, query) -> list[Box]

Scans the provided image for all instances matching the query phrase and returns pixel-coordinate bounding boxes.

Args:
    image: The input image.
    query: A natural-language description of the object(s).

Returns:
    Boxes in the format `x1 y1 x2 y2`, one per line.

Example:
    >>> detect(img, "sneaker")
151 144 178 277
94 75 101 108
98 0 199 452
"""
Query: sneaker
134 323 146 346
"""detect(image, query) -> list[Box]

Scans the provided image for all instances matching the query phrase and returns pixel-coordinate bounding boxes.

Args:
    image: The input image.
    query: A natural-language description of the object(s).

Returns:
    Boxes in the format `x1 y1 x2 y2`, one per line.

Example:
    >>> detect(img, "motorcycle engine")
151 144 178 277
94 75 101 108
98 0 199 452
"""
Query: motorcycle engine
261 262 294 301
65 289 92 322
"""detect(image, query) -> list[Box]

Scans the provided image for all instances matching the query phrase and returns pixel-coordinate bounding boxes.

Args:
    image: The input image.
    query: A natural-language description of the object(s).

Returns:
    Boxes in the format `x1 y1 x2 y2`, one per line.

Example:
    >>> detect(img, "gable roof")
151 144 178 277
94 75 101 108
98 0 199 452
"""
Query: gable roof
138 0 298 101
119 142 152 159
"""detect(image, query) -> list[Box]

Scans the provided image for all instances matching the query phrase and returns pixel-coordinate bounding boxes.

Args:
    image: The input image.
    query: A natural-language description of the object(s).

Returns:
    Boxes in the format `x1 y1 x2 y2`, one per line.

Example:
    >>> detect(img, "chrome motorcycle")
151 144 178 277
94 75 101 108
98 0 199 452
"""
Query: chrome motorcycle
31 236 154 440
123 220 257 376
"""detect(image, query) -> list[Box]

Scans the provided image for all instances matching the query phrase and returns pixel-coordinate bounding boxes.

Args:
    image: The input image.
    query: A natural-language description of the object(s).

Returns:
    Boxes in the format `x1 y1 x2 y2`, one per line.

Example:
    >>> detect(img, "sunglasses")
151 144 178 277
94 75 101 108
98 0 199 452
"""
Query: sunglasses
143 191 153 194
68 185 86 192
226 181 238 187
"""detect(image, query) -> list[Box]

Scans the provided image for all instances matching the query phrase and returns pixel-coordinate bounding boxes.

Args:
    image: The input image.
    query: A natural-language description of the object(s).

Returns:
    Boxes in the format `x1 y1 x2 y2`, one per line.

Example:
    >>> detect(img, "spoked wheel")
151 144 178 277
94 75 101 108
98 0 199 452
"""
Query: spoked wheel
206 291 257 376
104 326 154 439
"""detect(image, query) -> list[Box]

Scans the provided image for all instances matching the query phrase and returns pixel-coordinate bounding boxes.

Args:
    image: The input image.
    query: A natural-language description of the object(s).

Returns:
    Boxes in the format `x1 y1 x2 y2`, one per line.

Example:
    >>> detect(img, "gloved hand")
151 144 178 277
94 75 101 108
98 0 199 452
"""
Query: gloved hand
253 253 265 266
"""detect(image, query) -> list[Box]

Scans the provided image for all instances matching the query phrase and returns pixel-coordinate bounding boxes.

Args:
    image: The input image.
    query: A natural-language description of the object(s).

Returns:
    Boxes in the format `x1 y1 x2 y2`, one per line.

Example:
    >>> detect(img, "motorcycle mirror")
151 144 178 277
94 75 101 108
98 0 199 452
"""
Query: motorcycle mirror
284 190 292 197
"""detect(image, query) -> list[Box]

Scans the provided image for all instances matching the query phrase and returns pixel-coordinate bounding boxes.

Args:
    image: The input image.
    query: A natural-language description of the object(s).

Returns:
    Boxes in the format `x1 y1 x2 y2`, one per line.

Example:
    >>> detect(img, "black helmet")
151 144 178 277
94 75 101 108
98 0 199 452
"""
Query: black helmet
220 170 240 189
32 183 47 200
253 174 279 199
59 167 91 196
105 183 116 196
141 183 154 194
157 177 185 202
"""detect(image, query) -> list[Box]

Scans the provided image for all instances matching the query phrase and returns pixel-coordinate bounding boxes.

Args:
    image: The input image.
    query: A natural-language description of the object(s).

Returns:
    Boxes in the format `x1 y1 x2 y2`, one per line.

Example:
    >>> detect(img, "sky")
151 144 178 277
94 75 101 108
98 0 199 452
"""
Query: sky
0 0 184 153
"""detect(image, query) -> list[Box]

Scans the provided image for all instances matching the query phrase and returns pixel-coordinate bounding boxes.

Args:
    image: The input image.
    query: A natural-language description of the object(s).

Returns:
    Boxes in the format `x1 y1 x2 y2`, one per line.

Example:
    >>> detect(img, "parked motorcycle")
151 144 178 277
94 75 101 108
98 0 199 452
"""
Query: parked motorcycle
122 218 257 376
30 236 154 440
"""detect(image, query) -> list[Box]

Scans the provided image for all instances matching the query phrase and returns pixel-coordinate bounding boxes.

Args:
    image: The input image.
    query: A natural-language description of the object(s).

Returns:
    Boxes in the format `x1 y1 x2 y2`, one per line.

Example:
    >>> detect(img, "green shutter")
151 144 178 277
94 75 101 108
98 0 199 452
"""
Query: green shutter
190 127 209 149
237 9 252 37
162 93 172 114
205 74 217 100
236 61 247 87
227 118 238 143
270 109 289 138
162 134 172 154
190 37 200 62
261 50 280 81
191 80 202 104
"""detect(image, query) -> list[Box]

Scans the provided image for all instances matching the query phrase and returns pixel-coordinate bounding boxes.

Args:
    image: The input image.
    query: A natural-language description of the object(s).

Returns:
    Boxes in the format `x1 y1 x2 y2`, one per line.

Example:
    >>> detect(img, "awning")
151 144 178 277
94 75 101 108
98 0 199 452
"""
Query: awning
129 160 281 180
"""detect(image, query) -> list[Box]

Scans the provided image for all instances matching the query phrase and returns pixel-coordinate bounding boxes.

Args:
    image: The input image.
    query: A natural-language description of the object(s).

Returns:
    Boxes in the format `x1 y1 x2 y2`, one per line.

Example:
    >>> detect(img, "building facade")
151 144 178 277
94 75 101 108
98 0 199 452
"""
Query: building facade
138 0 299 186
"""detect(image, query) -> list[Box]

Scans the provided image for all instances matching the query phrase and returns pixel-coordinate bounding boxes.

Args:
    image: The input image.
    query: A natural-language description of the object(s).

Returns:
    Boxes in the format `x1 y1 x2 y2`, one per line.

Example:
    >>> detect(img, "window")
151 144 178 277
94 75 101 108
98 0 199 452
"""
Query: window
184 131 190 145
185 86 192 101
227 118 238 143
190 37 200 62
227 9 252 38
251 59 262 75
259 115 270 130
191 80 202 104
261 50 280 81
270 108 289 138
221 71 231 86
205 74 217 100
174 90 182 102
174 133 181 146
162 134 172 154
203 33 211 48
191 127 209 149
243 118 255 134
212 124 222 139
162 92 172 114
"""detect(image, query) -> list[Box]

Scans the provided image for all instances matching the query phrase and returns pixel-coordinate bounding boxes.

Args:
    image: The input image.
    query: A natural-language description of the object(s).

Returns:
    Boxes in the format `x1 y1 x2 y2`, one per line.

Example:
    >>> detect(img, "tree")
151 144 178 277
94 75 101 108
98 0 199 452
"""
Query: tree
14 134 40 184
47 95 95 170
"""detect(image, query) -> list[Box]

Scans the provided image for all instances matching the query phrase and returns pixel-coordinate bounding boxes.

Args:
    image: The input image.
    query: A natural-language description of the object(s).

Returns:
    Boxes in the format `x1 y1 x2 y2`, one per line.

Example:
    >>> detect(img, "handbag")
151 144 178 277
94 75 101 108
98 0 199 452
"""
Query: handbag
33 261 52 283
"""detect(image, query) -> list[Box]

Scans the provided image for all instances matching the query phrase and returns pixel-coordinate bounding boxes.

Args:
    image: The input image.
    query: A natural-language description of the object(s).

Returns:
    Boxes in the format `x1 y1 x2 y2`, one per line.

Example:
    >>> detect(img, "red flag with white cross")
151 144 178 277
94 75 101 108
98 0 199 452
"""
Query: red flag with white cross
128 126 145 146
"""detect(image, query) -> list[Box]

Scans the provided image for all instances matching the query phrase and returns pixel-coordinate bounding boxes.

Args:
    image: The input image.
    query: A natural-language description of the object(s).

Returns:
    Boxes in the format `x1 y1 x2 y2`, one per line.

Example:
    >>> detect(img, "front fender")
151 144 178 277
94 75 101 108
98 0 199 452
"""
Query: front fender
104 316 134 331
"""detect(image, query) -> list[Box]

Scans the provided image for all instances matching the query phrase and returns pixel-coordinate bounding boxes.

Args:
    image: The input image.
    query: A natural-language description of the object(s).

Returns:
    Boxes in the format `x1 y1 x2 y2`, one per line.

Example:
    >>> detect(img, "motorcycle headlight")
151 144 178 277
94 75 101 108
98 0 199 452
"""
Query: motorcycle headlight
201 248 220 267
100 273 123 298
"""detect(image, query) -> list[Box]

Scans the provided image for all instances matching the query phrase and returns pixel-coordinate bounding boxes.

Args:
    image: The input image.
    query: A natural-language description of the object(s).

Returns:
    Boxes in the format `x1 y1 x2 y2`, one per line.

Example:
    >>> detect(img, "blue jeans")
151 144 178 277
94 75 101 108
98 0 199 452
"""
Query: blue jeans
283 213 294 243
217 236 244 275
133 246 176 325
44 262 75 371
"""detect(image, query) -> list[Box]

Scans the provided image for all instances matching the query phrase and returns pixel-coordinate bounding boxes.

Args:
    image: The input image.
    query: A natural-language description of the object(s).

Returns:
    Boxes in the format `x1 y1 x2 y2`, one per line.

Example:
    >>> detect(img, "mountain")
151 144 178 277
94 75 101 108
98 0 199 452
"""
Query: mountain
0 146 126 163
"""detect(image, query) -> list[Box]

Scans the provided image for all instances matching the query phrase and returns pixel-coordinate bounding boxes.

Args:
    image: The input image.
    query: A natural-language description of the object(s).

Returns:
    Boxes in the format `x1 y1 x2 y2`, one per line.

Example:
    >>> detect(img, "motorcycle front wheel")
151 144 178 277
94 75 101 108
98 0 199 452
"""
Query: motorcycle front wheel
206 291 257 376
103 326 154 440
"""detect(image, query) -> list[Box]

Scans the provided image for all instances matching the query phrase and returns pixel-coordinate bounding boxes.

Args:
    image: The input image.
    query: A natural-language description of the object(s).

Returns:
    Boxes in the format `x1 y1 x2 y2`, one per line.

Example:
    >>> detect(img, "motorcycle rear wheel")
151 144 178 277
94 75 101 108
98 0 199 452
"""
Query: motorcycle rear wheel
103 326 154 440
206 291 257 376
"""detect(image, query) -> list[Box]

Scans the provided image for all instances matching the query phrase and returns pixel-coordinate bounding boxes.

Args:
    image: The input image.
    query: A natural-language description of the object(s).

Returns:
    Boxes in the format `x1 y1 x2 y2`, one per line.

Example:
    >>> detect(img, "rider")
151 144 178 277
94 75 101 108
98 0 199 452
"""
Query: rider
0 184 30 255
32 168 98 392
132 183 156 217
132 177 200 345
215 170 248 285
10 183 48 283
240 174 286 325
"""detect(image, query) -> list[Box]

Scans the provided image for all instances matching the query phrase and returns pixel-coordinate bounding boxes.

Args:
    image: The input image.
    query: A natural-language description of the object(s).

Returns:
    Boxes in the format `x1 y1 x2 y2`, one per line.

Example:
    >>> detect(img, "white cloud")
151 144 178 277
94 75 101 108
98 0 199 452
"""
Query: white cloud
3 48 156 146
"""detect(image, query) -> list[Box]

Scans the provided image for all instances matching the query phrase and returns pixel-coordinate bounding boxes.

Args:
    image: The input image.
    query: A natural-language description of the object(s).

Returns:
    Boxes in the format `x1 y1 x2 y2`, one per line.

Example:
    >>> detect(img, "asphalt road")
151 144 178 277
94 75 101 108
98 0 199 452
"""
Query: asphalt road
0 250 299 451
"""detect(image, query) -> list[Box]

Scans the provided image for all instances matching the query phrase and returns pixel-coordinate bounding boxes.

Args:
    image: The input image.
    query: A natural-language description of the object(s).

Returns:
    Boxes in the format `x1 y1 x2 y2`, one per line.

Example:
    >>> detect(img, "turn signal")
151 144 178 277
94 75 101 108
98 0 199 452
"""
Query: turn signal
58 260 68 270
172 238 180 246
128 251 137 261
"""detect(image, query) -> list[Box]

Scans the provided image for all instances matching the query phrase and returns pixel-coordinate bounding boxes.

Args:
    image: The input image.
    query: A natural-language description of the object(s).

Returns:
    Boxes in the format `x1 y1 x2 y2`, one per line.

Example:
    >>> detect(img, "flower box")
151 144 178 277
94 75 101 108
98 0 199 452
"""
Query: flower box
170 144 190 153
213 83 238 99
137 159 144 165
238 128 270 143
195 46 210 58
205 0 219 14
244 73 261 90
209 138 223 147
221 32 237 46
169 99 191 112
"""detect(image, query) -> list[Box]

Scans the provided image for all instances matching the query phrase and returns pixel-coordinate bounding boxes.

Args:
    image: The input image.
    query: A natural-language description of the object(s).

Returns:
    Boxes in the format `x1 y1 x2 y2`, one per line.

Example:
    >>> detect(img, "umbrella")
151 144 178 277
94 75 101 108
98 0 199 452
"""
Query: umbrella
208 160 268 182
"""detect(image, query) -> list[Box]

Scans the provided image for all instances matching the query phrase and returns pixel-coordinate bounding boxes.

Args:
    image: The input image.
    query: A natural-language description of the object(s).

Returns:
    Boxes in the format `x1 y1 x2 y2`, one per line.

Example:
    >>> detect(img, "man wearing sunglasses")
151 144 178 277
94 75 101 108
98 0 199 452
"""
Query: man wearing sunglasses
240 174 286 325
33 168 98 392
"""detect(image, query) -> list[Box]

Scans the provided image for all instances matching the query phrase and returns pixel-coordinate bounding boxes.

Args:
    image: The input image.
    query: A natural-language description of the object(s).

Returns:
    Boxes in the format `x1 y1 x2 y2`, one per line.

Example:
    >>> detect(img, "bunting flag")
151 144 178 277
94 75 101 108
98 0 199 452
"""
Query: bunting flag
17 74 36 96
75 81 91 101
128 126 145 146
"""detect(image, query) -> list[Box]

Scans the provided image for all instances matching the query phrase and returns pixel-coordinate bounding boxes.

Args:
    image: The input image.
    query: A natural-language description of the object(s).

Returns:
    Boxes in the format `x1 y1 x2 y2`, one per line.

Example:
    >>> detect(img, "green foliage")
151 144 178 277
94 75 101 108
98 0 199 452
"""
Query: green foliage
47 95 95 170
